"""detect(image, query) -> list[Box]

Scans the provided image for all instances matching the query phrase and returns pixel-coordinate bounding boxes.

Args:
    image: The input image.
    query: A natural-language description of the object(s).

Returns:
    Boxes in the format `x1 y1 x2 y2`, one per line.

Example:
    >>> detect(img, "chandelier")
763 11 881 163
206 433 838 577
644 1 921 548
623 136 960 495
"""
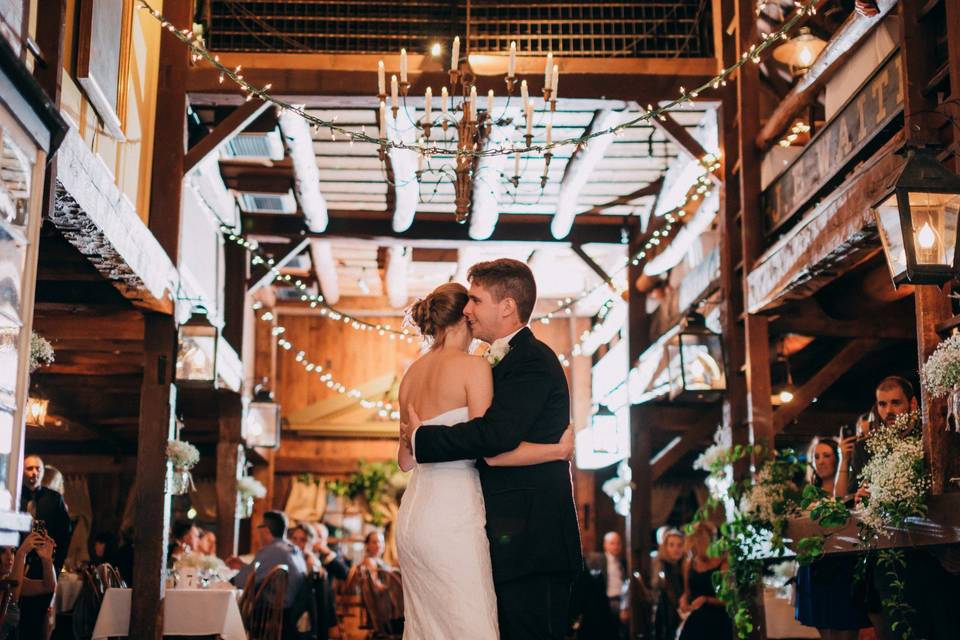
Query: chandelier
376 38 559 224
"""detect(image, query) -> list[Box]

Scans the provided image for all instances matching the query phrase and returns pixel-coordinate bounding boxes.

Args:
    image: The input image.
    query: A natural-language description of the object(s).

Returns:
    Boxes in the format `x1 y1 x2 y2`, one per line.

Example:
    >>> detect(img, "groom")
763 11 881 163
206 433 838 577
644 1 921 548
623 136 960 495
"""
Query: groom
402 258 583 639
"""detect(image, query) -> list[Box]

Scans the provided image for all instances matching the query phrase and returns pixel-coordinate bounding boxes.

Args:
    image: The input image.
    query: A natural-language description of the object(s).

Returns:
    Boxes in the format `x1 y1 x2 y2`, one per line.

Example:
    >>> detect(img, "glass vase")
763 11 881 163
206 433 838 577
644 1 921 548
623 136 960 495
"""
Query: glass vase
238 495 254 519
170 467 193 496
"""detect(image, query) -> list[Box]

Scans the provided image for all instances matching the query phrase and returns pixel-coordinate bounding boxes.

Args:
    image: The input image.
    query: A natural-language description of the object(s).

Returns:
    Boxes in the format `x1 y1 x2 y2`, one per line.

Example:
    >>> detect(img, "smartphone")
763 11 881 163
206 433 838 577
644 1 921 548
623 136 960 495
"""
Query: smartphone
839 424 857 439
32 519 47 537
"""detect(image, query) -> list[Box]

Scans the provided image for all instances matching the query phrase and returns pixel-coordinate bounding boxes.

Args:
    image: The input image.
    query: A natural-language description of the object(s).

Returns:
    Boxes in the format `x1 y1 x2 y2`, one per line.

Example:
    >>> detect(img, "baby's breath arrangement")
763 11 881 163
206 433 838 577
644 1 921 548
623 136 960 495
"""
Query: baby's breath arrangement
921 333 960 397
165 439 200 469
28 332 55 373
238 476 267 499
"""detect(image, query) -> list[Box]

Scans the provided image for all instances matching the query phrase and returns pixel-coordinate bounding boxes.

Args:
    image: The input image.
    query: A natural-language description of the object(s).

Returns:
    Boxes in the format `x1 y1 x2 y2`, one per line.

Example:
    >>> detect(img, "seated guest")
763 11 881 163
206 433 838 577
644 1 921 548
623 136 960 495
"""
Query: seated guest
89 531 117 566
585 531 629 639
0 532 58 640
288 523 349 640
678 522 730 640
345 532 402 636
168 519 200 565
795 437 869 640
195 529 217 556
651 528 685 640
228 510 308 637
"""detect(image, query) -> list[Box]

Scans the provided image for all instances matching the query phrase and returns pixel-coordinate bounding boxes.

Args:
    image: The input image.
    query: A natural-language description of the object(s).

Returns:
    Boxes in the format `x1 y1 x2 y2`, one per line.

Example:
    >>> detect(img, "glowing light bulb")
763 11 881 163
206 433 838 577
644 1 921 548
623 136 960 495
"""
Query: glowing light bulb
779 389 794 404
431 42 441 57
917 221 937 250
797 46 814 68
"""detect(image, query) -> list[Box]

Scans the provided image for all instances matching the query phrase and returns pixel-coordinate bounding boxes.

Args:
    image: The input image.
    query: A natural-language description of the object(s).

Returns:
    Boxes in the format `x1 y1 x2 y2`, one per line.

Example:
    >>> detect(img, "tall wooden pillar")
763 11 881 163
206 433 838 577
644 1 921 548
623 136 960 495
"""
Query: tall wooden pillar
131 314 178 640
899 0 959 495
33 0 65 224
627 225 652 640
133 2 191 636
217 393 243 558
735 0 774 458
247 299 278 552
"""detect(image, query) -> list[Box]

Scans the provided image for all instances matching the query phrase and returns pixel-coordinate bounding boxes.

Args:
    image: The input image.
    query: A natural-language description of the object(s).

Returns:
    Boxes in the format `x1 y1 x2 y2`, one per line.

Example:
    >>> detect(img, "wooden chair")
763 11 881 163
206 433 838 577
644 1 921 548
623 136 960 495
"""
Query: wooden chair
357 568 403 639
237 561 261 626
245 564 288 640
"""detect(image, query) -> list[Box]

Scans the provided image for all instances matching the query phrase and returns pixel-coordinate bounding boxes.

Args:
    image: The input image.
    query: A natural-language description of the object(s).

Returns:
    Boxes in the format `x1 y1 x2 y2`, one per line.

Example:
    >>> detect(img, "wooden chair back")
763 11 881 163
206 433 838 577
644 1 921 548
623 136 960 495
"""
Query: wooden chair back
357 568 403 639
237 561 261 625
246 564 288 640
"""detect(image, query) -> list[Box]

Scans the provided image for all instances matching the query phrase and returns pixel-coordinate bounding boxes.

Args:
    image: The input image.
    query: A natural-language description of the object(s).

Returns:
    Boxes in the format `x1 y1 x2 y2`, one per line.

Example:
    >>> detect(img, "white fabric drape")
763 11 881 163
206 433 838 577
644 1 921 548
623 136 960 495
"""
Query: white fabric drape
63 475 92 567
284 478 327 523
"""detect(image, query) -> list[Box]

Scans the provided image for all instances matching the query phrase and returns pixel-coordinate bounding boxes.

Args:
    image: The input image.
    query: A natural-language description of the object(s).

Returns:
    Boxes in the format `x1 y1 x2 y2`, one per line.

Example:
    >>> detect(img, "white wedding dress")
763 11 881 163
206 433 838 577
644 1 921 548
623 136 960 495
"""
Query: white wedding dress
396 406 500 639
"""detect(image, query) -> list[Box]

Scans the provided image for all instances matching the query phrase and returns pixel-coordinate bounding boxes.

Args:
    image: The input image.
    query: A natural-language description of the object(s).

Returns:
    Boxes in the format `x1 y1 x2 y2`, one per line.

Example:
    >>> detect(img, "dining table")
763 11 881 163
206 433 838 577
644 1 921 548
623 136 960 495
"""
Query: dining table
91 585 245 640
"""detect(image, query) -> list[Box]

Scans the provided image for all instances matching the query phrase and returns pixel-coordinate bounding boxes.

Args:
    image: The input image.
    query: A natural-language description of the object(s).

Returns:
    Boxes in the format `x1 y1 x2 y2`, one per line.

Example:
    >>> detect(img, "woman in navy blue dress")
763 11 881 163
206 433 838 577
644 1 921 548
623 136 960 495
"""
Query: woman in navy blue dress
794 437 870 640
678 522 732 640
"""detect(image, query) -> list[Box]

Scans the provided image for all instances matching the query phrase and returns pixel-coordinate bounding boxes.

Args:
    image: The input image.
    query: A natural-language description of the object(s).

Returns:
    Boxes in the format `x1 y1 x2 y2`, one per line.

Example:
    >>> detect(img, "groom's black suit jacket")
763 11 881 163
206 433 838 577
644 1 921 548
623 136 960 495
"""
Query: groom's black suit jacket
414 327 583 584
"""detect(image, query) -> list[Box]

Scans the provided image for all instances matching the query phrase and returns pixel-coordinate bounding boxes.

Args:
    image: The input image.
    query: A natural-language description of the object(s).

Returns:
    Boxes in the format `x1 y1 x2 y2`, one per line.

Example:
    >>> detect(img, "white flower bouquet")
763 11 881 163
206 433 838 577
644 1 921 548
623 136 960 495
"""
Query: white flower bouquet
238 476 267 499
858 411 929 536
921 333 960 397
175 553 226 572
166 440 200 469
738 463 802 524
29 332 55 373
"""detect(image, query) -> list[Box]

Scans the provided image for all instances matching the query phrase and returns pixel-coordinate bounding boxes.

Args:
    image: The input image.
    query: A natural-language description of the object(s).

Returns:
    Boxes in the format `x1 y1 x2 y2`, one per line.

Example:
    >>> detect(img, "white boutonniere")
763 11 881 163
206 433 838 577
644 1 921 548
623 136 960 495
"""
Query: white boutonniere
485 340 510 367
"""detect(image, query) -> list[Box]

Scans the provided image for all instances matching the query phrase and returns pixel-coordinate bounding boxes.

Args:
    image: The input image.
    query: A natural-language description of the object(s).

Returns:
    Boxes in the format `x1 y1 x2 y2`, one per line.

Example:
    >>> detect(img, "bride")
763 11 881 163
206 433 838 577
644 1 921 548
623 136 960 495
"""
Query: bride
395 283 572 639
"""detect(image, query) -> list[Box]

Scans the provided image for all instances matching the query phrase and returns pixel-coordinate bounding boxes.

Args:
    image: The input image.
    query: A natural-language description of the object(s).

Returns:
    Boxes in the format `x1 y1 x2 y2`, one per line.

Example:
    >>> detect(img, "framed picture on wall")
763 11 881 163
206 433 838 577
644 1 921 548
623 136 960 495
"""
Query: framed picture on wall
76 0 131 140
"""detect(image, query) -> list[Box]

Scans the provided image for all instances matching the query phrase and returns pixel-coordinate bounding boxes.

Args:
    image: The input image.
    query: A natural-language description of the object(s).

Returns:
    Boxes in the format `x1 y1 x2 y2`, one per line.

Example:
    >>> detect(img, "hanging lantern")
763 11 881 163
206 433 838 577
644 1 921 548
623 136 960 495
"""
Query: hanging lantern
175 307 219 386
665 313 726 402
873 147 960 287
590 404 619 454
245 383 281 449
25 396 48 427
772 27 827 77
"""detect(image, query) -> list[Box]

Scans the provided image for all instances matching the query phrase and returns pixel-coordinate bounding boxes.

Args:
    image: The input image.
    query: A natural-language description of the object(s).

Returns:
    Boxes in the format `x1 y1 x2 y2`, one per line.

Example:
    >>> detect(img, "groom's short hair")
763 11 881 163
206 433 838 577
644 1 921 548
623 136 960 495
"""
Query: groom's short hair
468 259 537 323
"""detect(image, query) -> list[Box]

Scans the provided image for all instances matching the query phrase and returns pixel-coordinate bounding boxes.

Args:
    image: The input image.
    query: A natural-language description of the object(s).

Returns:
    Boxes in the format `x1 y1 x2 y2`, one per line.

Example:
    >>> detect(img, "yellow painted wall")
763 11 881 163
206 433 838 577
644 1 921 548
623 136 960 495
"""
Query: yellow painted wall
31 0 163 223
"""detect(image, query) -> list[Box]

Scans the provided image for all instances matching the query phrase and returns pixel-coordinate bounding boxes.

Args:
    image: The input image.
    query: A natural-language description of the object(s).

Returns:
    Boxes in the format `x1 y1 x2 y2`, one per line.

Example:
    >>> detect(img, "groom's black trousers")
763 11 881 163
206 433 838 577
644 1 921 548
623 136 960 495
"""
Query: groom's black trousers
496 572 575 640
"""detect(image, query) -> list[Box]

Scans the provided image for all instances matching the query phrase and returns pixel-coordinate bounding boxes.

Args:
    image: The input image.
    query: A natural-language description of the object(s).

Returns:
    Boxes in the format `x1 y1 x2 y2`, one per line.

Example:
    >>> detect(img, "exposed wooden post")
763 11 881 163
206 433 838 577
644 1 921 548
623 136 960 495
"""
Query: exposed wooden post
131 314 178 640
222 233 249 354
248 299 278 552
249 450 276 553
33 0 65 226
217 393 243 558
737 0 774 463
147 0 191 261
627 223 652 640
899 0 959 495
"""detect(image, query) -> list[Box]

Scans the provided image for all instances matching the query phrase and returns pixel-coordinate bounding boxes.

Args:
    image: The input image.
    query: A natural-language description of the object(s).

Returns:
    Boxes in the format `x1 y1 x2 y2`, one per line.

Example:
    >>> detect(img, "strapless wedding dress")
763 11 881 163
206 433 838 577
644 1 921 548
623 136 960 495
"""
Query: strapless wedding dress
396 406 499 639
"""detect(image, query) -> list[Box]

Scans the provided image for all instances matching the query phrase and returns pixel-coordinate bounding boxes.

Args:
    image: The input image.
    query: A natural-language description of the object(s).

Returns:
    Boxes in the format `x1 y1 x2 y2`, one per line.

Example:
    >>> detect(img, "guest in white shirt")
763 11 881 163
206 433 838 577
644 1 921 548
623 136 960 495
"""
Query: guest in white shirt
585 531 629 639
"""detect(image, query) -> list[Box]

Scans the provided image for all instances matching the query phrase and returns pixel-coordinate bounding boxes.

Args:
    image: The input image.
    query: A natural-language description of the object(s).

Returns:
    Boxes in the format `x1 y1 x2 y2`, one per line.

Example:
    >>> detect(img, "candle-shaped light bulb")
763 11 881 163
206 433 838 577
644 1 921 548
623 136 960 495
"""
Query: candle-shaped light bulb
544 52 553 89
417 152 425 174
551 65 559 100
917 221 937 249
469 85 478 121
390 75 398 111
441 86 449 116
377 60 385 95
514 151 521 177
424 87 433 125
508 41 517 77
520 80 529 110
451 36 460 71
379 101 387 137
545 118 553 146
525 102 533 138
487 89 495 118
400 48 408 83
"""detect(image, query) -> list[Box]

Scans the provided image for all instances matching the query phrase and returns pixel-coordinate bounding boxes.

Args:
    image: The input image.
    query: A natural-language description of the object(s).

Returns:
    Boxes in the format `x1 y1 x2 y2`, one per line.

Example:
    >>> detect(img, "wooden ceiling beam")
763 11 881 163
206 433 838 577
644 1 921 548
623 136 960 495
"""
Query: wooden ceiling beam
772 338 880 433
242 211 627 244
184 97 270 174
651 112 721 184
650 410 721 481
770 299 915 340
33 305 144 341
756 0 897 150
580 177 663 217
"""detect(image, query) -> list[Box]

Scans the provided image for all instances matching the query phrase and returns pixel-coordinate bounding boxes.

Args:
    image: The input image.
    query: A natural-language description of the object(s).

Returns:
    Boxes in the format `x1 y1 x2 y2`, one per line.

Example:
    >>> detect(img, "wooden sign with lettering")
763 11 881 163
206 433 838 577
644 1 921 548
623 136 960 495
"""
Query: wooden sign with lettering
763 52 903 233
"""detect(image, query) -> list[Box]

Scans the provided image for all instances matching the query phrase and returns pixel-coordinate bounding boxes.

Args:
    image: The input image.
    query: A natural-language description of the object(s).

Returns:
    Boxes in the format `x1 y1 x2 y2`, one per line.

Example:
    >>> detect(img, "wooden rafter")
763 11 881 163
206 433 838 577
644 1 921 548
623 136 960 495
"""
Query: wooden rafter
571 244 618 293
650 412 720 481
651 112 721 185
770 299 915 340
249 238 310 291
184 98 270 174
580 178 663 217
772 338 880 433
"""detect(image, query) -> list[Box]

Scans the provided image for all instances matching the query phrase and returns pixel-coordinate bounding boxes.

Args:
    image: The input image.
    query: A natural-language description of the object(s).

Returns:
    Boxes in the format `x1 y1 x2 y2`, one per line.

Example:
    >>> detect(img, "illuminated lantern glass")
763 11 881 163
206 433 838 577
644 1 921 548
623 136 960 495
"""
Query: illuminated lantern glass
665 313 726 402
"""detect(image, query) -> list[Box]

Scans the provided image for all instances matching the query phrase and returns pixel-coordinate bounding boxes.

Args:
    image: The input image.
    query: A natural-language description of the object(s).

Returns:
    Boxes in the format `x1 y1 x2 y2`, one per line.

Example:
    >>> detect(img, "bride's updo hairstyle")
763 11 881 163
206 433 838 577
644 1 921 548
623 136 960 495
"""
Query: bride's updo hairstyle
408 283 468 348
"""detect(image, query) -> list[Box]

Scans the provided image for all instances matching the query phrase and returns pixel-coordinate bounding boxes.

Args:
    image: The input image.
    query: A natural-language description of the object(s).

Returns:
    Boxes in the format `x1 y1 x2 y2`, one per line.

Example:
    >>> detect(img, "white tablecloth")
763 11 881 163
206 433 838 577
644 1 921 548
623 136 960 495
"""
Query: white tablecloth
55 572 83 613
91 587 245 640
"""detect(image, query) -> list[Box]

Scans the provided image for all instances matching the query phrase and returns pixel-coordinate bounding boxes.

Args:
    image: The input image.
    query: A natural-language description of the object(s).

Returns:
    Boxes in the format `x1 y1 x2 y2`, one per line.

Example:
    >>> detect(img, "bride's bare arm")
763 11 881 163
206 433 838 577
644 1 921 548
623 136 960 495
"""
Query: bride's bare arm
464 358 574 467
484 426 574 466
397 377 416 472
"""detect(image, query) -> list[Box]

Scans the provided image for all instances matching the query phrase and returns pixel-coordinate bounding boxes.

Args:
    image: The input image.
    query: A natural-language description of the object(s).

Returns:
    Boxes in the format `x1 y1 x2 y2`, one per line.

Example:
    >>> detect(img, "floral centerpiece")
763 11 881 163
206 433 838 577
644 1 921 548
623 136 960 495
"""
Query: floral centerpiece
166 439 200 496
237 476 266 519
28 332 55 373
174 553 234 585
921 333 960 429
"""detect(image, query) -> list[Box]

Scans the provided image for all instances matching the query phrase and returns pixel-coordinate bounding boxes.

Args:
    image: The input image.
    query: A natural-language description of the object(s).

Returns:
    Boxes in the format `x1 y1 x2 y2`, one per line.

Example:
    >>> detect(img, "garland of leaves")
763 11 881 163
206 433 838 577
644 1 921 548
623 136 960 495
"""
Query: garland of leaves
325 460 402 526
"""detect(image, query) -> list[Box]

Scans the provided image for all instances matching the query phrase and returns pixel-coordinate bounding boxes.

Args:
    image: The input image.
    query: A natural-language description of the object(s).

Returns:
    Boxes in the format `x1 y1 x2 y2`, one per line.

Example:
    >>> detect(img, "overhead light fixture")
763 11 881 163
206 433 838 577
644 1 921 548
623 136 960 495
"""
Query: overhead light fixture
430 42 441 57
773 27 827 76
873 147 960 286
774 338 795 405
590 404 619 454
244 381 281 449
664 313 726 402
26 395 49 427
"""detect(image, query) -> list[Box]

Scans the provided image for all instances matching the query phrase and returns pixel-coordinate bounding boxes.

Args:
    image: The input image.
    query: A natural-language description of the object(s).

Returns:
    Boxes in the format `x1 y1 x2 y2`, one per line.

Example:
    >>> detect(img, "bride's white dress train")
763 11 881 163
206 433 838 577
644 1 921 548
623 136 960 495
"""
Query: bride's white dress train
397 406 500 639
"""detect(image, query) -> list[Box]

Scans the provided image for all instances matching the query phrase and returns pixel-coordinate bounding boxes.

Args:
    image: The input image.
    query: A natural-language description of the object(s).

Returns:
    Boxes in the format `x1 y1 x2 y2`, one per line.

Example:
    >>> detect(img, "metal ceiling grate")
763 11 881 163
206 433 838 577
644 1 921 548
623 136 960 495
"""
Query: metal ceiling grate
201 0 714 58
